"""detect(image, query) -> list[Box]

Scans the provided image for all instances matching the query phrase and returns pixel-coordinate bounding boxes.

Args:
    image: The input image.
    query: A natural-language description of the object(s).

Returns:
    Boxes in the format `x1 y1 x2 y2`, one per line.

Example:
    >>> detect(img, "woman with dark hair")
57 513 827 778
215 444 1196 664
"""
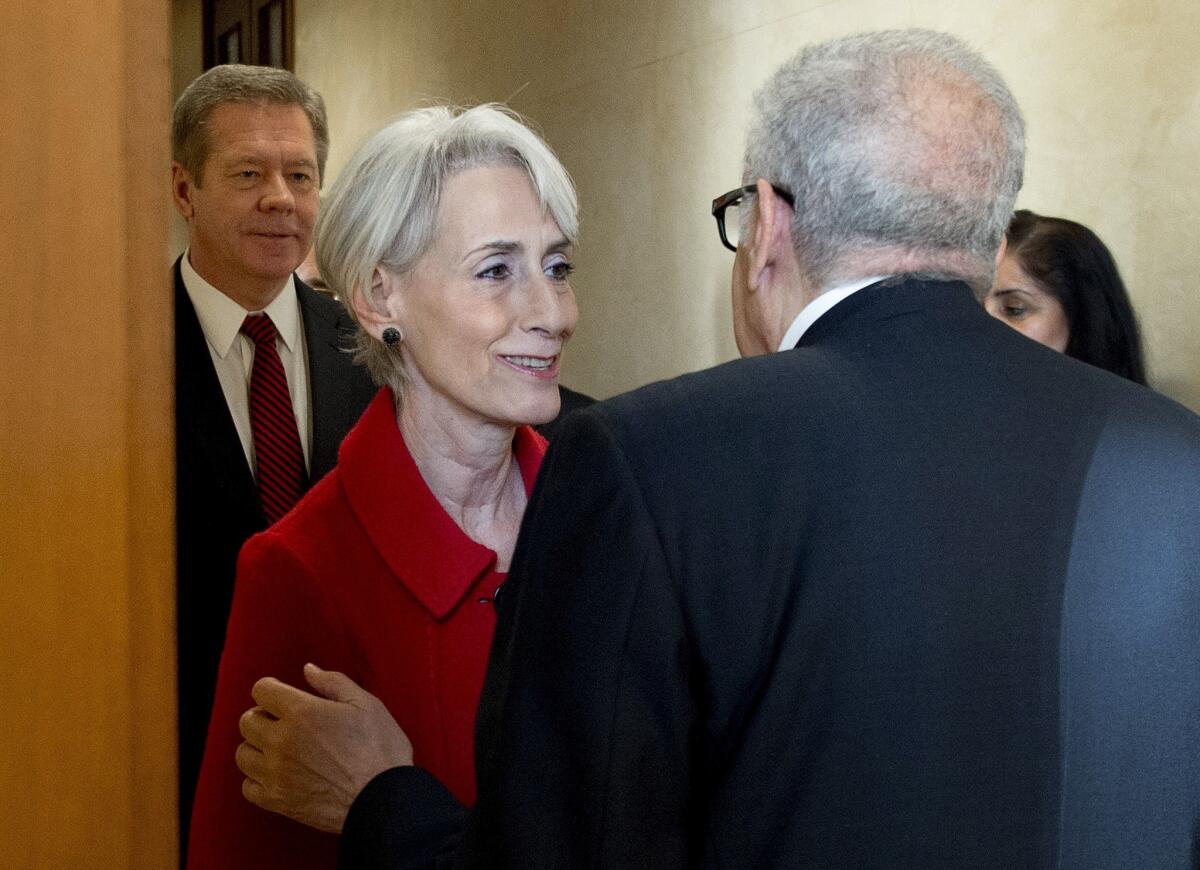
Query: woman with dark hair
984 209 1147 384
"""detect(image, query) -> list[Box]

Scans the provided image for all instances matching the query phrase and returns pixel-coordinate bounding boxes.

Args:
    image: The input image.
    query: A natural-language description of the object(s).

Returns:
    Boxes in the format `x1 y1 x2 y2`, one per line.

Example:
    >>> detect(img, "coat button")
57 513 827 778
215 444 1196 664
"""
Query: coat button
477 583 505 606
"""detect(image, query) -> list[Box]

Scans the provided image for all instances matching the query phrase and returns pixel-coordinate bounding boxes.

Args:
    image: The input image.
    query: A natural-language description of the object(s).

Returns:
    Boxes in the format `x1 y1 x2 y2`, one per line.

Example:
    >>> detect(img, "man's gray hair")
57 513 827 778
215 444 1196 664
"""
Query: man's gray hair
172 64 329 185
316 104 578 397
744 29 1025 289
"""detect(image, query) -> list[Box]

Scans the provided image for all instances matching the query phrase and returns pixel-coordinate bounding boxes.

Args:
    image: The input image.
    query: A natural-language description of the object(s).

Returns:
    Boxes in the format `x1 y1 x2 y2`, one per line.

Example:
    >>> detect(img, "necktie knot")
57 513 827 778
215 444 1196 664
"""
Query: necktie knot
240 313 278 347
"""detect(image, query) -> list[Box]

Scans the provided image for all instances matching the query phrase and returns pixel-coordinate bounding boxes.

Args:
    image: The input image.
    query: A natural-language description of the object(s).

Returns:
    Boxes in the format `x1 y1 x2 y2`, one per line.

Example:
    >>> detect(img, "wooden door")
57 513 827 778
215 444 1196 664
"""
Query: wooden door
0 0 176 865
206 0 294 70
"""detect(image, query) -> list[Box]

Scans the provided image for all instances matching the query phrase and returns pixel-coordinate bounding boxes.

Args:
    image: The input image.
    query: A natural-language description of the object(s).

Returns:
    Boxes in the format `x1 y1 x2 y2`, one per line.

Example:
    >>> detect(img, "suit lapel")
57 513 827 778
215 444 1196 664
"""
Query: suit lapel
174 260 260 512
298 279 356 480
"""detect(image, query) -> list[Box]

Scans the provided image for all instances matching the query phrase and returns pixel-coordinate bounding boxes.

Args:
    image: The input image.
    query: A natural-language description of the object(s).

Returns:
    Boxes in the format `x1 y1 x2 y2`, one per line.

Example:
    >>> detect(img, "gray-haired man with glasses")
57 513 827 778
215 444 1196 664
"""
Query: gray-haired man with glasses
236 29 1200 870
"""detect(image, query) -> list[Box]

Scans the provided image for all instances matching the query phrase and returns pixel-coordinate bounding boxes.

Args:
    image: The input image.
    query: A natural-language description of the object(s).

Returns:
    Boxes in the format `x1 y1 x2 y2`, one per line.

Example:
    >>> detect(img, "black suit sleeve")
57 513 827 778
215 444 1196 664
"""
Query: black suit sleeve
463 407 698 868
339 768 468 870
339 407 698 869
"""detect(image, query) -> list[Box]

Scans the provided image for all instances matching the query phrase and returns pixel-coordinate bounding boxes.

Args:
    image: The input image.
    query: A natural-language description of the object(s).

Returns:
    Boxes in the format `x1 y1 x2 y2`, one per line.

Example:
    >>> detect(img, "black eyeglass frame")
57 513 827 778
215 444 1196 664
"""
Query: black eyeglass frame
711 184 795 252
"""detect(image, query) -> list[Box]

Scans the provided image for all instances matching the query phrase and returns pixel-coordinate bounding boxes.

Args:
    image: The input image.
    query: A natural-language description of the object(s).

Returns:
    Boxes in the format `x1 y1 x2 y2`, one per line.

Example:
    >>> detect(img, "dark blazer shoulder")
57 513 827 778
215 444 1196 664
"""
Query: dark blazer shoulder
534 385 597 441
296 276 351 329
295 278 377 480
580 349 806 460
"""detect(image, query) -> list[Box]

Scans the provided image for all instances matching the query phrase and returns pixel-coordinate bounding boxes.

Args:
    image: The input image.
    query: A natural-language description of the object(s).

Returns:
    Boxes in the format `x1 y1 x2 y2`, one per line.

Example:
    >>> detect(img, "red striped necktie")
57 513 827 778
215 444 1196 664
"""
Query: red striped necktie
240 313 307 524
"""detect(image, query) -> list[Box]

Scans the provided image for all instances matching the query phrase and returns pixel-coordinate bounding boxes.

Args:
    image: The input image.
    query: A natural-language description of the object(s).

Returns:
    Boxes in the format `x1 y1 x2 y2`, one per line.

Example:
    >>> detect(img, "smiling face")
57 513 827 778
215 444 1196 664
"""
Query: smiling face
384 164 578 430
172 102 319 309
984 252 1071 353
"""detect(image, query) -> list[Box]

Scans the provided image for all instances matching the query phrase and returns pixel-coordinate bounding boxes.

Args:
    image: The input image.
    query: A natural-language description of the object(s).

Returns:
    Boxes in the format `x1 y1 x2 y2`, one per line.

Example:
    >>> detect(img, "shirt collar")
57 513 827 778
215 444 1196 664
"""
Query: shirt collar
180 249 301 357
777 275 890 352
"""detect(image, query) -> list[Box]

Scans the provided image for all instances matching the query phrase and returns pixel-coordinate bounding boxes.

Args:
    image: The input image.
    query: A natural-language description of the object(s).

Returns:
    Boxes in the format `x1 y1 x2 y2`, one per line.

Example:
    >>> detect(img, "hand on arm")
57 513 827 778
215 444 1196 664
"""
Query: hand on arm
236 663 413 833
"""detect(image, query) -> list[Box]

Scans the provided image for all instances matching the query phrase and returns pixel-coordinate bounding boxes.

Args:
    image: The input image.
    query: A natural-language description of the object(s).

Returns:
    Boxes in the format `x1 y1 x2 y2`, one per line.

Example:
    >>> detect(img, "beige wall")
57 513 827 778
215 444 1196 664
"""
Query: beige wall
285 1 1200 409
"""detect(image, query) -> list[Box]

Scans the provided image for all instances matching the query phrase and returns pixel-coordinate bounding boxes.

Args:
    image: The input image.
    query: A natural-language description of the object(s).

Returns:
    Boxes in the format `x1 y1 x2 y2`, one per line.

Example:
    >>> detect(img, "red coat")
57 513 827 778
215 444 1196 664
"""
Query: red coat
187 388 546 869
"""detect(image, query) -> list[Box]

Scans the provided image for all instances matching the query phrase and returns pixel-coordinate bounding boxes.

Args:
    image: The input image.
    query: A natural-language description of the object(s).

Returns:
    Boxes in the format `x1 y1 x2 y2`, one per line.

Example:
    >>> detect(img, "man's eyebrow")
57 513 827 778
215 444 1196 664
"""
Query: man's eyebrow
220 155 317 168
222 154 266 166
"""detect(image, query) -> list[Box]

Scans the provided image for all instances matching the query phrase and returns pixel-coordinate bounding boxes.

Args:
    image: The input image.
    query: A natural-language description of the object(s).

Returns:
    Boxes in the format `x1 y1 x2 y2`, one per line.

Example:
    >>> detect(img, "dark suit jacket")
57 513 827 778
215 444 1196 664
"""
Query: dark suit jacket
174 259 376 848
340 278 1200 869
535 385 596 441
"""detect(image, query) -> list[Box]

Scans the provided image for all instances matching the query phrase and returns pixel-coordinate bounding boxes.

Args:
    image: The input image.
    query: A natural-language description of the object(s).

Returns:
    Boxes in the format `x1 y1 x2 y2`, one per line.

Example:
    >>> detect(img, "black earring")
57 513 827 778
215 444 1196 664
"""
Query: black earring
382 327 402 346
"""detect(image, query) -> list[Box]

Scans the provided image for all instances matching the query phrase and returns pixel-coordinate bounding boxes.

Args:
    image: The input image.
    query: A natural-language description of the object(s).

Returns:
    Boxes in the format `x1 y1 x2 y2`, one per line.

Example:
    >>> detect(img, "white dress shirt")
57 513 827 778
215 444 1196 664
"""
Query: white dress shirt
777 276 890 352
181 252 312 475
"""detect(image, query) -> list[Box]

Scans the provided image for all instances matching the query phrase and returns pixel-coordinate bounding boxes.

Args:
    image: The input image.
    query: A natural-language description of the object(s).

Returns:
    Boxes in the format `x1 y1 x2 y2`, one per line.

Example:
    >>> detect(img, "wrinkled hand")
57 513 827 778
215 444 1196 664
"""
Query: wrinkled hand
236 663 413 833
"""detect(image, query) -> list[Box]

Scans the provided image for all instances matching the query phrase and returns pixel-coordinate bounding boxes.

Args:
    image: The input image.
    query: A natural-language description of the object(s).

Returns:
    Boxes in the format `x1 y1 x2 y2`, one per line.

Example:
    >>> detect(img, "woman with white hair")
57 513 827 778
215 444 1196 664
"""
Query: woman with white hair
187 104 579 869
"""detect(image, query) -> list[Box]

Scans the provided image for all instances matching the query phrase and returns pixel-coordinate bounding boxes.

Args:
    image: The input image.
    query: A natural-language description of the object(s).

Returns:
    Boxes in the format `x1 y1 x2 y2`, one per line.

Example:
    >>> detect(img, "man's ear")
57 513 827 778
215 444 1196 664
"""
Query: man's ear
994 232 1008 269
352 267 405 342
746 178 792 292
171 162 197 220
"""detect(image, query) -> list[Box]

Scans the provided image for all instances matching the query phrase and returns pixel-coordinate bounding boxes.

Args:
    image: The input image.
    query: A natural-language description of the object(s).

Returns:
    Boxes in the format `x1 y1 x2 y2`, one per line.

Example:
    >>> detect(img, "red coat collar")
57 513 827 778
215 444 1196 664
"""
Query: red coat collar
339 389 546 619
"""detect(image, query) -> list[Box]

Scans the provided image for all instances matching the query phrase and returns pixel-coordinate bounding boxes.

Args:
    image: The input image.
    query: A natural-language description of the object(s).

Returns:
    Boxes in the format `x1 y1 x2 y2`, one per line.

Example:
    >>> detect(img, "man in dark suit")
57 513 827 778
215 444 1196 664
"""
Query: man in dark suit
234 31 1200 869
170 64 375 851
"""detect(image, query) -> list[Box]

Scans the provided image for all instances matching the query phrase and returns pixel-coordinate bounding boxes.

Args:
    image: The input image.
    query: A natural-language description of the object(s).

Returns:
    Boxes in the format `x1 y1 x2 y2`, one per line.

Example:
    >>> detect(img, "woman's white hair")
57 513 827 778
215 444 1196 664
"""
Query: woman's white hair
315 104 578 394
744 29 1025 290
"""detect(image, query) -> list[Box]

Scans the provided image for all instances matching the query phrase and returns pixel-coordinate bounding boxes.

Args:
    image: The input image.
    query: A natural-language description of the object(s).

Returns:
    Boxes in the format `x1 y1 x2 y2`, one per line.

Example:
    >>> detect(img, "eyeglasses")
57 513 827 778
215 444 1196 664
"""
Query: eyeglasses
711 184 795 252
